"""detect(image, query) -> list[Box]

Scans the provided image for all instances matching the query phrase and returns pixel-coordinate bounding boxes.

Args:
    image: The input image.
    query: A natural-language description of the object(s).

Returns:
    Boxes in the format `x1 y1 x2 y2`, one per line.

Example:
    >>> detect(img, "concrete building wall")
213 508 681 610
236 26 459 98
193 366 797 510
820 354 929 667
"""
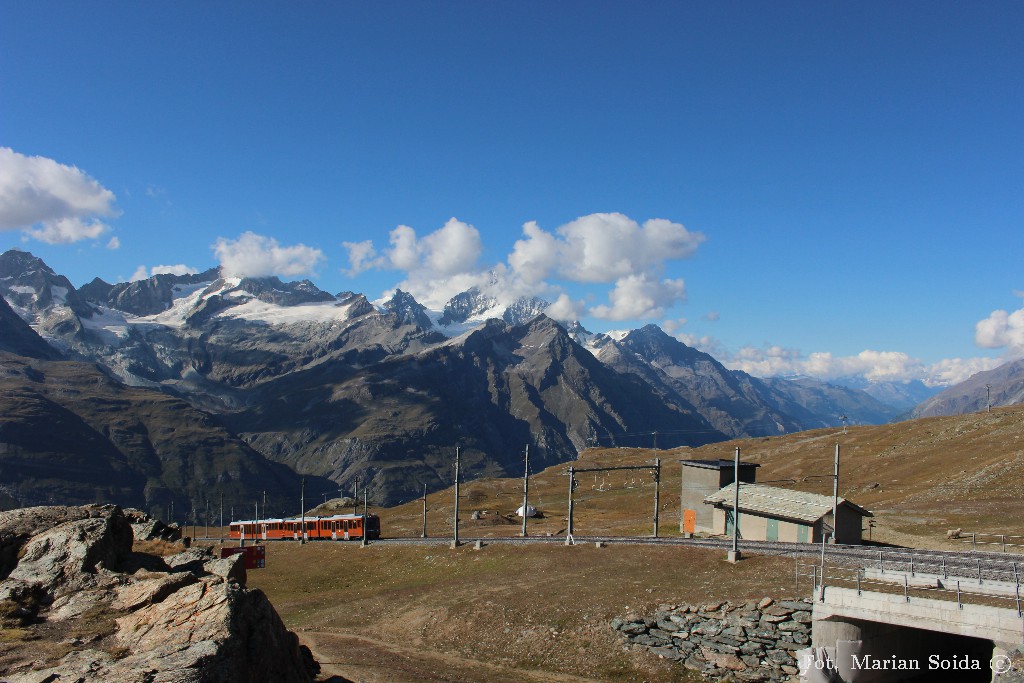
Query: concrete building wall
680 462 757 533
682 467 727 532
711 507 816 542
835 506 865 544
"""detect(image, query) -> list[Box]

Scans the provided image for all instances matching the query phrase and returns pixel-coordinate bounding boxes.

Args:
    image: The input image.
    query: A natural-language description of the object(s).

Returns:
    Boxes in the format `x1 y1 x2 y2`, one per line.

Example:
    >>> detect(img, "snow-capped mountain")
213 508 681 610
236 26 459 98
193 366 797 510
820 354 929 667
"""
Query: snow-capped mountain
0 249 910 506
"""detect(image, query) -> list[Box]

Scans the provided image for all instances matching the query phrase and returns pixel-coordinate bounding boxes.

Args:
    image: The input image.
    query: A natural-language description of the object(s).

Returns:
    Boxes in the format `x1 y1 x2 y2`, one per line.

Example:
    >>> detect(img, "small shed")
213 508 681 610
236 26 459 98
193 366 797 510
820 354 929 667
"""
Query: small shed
680 459 760 534
703 483 872 545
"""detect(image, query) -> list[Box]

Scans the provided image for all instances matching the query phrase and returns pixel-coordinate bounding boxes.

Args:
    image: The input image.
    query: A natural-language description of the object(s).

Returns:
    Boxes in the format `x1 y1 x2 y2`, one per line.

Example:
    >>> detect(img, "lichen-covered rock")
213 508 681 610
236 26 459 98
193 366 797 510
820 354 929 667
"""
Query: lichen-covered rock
0 505 319 683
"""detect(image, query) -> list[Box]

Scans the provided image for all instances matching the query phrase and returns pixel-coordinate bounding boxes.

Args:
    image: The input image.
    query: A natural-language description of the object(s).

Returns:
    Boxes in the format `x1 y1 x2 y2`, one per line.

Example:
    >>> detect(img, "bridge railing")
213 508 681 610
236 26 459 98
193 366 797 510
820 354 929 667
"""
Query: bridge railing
800 563 1023 618
855 546 1024 585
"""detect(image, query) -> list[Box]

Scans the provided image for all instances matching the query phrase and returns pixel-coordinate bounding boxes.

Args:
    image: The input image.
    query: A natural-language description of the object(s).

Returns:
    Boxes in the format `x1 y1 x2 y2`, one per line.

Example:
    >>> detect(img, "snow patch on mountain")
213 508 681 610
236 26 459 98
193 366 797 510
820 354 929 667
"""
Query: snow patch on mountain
79 306 132 345
218 297 366 325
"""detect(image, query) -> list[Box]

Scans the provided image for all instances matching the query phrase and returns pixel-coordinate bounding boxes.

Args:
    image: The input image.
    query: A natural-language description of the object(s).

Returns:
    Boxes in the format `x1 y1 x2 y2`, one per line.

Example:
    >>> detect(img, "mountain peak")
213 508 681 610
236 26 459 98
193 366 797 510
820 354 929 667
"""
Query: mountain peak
383 289 433 328
0 249 56 279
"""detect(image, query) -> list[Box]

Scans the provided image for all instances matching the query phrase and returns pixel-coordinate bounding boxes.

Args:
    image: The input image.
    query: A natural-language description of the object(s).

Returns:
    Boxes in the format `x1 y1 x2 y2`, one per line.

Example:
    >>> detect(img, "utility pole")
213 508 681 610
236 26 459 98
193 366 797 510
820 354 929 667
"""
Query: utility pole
255 502 259 543
421 483 428 539
452 447 461 547
262 490 266 523
832 444 840 544
566 465 575 545
219 493 224 545
728 447 741 563
521 444 530 537
205 499 209 540
653 431 657 450
300 477 306 545
361 488 368 547
652 457 660 538
987 384 992 412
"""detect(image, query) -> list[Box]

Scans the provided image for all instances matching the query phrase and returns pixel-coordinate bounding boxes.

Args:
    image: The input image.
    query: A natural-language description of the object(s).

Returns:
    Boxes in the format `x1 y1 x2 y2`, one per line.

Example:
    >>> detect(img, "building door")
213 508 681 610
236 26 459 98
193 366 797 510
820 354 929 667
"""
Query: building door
798 524 809 543
683 509 696 534
766 518 779 542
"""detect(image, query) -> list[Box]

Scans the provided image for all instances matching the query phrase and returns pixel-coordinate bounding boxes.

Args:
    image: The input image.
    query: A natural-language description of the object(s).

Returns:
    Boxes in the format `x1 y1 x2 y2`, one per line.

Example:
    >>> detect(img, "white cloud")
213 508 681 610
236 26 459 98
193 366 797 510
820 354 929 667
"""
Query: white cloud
703 311 720 322
419 218 482 277
23 216 110 244
378 218 482 278
129 264 198 281
0 148 119 244
342 219 487 308
213 231 325 278
106 236 121 250
342 212 702 320
508 213 704 285
340 239 382 276
975 307 1024 358
723 344 1003 387
591 274 687 321
545 293 586 322
152 264 198 277
509 220 560 287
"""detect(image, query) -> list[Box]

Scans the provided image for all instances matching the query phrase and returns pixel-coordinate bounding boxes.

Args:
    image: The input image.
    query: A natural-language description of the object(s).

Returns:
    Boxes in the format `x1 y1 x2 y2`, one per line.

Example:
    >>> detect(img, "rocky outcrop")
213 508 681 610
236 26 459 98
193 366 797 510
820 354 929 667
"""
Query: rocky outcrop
125 507 182 542
0 505 319 683
613 597 812 682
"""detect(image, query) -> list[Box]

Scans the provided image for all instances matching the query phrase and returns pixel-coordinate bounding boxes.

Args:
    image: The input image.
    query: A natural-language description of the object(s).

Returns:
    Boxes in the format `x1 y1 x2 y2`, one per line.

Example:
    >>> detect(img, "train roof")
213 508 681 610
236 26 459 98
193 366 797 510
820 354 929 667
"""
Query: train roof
228 513 378 525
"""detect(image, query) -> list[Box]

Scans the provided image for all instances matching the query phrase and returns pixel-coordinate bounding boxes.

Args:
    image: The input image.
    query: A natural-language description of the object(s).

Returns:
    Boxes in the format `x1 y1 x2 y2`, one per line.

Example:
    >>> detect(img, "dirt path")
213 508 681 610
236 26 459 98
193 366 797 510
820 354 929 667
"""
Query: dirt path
303 630 605 683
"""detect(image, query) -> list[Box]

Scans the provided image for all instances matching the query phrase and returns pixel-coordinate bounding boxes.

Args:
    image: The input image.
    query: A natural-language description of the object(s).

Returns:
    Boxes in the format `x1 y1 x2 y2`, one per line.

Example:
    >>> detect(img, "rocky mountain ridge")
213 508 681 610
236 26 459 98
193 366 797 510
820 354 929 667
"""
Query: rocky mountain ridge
0 248 970 507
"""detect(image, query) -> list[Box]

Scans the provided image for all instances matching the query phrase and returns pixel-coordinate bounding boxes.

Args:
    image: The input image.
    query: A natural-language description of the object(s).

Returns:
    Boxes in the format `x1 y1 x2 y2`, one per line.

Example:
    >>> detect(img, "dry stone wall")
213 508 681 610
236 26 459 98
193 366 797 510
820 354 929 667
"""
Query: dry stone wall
613 597 812 682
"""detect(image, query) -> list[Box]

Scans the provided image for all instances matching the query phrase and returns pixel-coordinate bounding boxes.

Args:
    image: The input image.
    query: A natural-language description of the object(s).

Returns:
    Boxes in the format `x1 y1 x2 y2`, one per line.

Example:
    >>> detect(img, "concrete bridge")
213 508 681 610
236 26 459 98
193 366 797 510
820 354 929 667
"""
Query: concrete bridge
809 570 1023 682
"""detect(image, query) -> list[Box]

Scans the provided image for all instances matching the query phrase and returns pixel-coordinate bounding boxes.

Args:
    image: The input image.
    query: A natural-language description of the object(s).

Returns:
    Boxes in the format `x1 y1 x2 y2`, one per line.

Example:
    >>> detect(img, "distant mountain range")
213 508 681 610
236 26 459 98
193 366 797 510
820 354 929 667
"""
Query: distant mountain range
0 248 1012 509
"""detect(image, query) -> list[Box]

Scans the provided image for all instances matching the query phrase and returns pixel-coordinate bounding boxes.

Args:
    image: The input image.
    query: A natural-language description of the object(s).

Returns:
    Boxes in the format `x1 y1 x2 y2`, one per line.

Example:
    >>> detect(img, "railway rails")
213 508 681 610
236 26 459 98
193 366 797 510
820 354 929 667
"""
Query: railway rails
204 532 1023 584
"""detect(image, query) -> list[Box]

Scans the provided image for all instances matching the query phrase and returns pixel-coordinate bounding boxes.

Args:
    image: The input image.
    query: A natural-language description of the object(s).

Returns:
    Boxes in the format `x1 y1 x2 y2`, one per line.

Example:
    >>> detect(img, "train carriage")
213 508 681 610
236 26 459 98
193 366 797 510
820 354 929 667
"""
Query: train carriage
228 513 380 541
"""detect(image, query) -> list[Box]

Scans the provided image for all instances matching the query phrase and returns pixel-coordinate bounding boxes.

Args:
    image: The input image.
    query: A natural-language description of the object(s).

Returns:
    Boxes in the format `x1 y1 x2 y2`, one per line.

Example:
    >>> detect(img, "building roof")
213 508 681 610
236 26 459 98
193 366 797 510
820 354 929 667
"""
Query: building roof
703 483 872 523
680 459 760 470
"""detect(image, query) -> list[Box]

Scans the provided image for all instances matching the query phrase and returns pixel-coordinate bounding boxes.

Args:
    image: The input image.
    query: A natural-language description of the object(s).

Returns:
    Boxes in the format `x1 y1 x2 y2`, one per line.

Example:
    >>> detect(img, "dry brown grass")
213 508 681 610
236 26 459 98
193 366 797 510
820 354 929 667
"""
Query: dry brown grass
248 541 800 683
381 405 1024 550
249 407 1024 681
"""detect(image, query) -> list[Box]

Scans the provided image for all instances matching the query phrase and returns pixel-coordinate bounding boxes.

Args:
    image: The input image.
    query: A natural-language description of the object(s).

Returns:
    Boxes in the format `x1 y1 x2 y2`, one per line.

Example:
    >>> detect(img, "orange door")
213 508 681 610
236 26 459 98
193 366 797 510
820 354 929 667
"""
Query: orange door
683 509 696 534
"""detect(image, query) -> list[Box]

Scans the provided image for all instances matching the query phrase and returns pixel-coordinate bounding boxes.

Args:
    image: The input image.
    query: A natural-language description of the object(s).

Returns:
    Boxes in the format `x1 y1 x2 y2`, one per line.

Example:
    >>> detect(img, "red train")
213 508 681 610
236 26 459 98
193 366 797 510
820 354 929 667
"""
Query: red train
228 513 380 542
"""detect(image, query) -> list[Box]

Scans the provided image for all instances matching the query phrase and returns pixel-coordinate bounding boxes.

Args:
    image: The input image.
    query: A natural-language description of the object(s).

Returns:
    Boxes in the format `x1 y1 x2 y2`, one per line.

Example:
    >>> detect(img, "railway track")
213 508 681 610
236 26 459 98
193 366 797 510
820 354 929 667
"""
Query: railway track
201 533 1022 583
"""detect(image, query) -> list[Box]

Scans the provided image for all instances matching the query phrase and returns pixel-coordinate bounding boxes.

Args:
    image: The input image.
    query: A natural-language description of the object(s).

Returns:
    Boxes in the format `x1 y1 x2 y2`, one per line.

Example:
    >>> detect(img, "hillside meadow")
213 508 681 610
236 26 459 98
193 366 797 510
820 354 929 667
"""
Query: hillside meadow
243 406 1024 681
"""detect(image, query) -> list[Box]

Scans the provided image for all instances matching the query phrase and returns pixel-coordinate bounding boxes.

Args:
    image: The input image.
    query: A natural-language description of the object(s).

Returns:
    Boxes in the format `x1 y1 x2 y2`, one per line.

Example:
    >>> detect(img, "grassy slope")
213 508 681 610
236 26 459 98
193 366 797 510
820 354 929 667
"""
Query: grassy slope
252 406 1024 681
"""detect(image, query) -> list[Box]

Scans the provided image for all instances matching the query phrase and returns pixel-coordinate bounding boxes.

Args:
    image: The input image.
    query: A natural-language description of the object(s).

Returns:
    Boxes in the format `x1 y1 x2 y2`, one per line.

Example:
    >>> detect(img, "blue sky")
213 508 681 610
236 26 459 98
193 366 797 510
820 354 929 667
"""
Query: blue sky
2 2 1022 386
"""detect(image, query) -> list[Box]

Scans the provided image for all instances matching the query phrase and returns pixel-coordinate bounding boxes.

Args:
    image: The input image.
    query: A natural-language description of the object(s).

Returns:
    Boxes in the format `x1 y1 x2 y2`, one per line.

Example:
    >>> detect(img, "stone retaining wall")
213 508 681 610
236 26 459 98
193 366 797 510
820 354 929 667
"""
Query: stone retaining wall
612 597 812 682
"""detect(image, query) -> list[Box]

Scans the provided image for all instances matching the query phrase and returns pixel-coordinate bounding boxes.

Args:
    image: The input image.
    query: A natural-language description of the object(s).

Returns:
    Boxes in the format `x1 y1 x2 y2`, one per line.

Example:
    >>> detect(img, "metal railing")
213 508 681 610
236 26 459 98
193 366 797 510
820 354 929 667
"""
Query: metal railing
800 563 1022 618
949 531 1024 554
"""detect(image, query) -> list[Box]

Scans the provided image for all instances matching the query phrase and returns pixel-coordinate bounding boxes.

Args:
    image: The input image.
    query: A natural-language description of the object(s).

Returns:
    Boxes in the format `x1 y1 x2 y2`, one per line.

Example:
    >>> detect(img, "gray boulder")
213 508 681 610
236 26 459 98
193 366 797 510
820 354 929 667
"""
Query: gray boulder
0 505 319 683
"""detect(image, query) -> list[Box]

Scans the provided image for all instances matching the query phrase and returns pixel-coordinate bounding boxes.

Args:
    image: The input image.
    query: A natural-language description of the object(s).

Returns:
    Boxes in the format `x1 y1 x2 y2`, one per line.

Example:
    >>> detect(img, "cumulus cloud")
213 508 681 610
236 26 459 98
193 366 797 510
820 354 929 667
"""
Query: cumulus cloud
128 263 199 282
591 274 687 321
342 212 702 321
508 221 560 287
106 236 121 250
508 213 704 285
213 231 325 278
723 344 1002 387
0 148 119 244
340 239 382 276
545 293 587 322
975 307 1024 358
